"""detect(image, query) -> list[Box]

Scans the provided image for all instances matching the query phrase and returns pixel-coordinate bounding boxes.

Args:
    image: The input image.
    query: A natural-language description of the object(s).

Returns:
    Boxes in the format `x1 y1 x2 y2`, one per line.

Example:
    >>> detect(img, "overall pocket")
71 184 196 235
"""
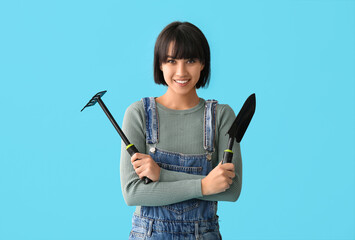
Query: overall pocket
162 199 200 215
157 162 202 174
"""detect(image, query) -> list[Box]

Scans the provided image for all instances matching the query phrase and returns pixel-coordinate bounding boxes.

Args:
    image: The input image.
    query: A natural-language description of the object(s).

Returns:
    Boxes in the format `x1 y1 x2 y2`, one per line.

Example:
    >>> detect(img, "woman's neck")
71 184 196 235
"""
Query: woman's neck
156 89 200 110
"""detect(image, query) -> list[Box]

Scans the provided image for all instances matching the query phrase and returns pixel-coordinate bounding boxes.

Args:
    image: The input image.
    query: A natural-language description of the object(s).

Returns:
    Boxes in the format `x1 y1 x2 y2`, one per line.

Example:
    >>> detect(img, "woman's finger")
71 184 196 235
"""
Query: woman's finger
138 169 148 179
228 178 233 185
227 171 236 179
130 153 138 163
132 159 143 169
130 153 146 163
221 163 235 171
135 164 145 175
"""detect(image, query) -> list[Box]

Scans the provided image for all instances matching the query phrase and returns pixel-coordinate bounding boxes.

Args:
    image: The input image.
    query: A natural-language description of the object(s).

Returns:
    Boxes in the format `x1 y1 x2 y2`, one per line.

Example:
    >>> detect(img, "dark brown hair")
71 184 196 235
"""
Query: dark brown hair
153 21 211 88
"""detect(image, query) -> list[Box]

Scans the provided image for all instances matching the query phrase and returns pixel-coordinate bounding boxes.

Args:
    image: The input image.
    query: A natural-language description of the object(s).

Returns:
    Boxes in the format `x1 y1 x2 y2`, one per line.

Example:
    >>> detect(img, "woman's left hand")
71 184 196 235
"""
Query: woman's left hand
131 153 161 182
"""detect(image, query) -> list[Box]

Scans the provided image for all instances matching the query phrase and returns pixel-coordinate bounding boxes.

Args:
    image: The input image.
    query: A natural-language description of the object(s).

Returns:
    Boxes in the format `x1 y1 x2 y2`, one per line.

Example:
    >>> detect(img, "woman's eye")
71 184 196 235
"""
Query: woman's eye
187 59 196 64
167 59 175 63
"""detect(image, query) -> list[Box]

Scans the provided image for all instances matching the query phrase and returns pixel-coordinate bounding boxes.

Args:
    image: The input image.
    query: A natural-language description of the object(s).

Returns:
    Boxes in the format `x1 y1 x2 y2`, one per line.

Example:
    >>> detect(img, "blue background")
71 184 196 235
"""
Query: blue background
0 0 354 239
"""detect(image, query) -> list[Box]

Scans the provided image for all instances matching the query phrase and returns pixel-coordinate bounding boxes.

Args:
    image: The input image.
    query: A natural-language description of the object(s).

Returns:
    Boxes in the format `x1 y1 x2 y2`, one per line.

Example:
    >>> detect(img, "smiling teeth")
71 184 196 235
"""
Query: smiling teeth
175 80 188 84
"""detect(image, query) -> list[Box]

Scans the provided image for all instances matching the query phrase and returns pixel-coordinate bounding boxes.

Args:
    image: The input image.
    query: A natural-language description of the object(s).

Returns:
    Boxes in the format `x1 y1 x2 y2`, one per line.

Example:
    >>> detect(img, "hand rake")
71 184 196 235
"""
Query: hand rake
81 90 152 184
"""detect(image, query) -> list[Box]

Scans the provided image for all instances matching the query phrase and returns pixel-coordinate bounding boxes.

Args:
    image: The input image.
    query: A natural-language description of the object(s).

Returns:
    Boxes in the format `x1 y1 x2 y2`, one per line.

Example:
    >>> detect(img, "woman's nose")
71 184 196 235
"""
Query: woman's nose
176 62 187 76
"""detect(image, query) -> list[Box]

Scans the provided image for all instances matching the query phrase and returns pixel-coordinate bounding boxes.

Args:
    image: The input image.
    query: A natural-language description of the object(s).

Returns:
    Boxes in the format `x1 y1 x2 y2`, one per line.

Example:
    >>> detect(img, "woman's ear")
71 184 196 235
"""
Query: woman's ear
200 64 204 71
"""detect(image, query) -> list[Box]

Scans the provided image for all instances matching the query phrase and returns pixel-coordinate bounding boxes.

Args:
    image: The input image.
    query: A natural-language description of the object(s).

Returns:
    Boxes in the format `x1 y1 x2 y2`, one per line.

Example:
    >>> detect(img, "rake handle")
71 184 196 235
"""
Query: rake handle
97 97 152 184
97 98 130 145
126 145 152 184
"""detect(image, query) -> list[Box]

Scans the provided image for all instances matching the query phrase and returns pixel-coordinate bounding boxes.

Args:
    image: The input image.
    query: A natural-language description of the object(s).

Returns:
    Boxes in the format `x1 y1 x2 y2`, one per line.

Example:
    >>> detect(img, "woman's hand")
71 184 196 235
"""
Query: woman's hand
201 161 235 195
131 153 161 182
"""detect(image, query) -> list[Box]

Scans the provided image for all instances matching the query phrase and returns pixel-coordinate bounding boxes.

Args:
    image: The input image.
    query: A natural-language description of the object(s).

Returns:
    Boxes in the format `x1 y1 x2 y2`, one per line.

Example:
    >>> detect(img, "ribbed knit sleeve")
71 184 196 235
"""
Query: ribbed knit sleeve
120 101 203 206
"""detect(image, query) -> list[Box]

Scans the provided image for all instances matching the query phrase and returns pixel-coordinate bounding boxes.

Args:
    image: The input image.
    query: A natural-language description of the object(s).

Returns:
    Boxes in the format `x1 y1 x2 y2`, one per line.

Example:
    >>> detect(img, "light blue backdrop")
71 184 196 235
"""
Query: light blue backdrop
0 0 354 239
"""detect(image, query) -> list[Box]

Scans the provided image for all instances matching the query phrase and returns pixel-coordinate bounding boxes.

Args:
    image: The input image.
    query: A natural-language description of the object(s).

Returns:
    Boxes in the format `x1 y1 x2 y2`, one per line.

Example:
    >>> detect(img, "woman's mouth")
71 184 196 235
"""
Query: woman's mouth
174 79 190 86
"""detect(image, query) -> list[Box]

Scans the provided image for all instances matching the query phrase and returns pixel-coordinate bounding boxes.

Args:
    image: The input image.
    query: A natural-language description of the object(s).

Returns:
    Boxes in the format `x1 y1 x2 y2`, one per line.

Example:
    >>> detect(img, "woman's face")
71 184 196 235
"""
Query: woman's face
160 43 204 97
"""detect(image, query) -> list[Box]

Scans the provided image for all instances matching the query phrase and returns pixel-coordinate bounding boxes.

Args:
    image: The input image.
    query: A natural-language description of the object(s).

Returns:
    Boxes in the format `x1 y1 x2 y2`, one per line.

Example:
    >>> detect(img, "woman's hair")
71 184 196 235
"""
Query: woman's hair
153 21 211 89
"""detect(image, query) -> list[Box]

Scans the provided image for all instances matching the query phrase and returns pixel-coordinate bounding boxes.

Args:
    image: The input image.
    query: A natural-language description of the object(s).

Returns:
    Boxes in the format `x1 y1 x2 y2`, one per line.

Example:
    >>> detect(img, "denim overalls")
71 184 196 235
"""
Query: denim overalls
129 97 222 240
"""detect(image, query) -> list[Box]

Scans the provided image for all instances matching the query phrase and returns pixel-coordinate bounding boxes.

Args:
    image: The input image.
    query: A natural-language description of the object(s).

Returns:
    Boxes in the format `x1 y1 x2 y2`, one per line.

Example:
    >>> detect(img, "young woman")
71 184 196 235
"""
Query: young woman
120 21 242 240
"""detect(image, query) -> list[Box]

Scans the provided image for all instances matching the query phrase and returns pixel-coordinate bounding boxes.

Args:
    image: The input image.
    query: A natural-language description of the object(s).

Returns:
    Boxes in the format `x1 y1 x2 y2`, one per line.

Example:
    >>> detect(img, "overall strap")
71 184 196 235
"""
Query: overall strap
141 97 159 144
204 99 218 153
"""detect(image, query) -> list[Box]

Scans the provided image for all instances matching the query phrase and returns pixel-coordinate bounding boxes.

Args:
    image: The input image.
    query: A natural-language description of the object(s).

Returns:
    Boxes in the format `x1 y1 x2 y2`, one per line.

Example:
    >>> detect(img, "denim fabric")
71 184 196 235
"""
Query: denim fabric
129 214 222 239
204 100 218 153
142 97 159 144
129 98 221 240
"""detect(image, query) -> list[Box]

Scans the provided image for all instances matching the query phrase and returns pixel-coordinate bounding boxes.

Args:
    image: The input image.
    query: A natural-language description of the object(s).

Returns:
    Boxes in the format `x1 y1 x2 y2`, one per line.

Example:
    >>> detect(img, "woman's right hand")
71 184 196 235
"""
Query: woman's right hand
201 161 235 195
131 153 161 182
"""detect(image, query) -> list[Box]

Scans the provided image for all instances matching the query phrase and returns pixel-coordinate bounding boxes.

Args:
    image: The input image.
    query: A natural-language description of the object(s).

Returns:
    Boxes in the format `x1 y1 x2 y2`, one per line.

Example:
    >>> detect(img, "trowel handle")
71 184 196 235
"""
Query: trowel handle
222 150 233 164
126 144 153 184
222 137 234 164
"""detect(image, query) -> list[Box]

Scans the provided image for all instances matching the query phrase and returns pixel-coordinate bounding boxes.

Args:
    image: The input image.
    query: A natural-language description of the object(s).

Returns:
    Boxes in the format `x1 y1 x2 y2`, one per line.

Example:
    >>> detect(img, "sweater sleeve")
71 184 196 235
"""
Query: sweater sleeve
120 101 203 206
158 104 243 202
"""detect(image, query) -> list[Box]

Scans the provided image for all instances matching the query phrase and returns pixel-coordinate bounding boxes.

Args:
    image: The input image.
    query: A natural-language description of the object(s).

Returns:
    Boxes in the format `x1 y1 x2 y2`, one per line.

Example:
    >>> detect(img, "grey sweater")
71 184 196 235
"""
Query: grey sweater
120 98 242 214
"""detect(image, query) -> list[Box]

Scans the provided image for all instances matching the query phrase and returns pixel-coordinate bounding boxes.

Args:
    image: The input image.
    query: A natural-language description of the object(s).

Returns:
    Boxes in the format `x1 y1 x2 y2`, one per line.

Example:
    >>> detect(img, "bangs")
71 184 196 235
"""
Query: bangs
158 31 206 64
